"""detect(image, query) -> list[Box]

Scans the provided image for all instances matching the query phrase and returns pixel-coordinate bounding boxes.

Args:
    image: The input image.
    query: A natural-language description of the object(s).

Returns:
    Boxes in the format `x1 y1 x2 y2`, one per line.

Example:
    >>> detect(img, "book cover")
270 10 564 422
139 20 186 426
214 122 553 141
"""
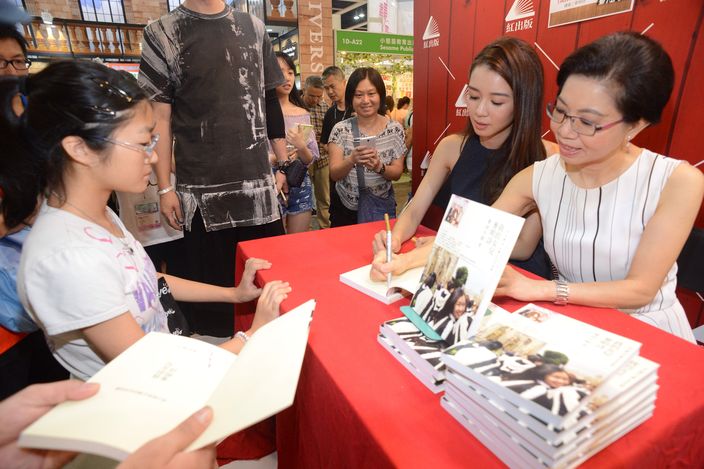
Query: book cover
445 355 658 448
406 195 524 344
340 264 423 304
441 304 641 427
19 300 316 461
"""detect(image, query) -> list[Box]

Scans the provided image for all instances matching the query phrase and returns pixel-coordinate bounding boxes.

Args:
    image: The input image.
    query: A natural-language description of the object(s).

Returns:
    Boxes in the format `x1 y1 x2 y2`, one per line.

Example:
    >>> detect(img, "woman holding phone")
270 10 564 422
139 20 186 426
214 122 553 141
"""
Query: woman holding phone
328 67 406 227
273 52 319 233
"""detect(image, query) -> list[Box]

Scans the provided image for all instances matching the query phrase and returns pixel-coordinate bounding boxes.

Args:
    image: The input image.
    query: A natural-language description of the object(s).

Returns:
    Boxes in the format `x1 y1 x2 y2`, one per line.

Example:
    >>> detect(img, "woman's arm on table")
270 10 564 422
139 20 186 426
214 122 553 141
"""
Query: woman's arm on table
495 163 704 309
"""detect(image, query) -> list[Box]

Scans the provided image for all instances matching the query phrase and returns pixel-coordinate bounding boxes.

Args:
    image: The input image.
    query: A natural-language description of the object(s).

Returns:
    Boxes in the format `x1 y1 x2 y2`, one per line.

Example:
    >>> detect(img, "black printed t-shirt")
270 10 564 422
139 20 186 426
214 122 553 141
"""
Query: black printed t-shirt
139 5 285 230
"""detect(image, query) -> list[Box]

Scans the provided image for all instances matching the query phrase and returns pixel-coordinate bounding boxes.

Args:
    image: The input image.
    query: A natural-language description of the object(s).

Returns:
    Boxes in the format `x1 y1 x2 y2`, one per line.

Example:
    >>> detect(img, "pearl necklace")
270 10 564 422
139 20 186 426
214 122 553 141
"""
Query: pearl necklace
52 193 134 255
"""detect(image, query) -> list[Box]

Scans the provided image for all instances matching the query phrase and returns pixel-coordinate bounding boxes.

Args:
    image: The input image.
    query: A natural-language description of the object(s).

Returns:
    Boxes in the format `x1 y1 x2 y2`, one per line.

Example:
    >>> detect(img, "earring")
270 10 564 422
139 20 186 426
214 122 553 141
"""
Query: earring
625 135 632 150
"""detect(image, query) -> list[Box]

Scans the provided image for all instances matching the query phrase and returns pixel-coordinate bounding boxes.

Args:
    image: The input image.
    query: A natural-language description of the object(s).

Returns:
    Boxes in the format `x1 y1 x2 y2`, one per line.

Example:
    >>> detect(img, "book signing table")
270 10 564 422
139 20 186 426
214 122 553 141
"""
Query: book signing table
223 221 704 468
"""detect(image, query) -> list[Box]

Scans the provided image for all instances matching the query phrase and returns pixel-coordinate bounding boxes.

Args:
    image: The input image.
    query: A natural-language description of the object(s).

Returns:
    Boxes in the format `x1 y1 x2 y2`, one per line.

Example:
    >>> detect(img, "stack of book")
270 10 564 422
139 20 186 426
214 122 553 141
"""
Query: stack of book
440 304 658 468
377 303 506 393
377 316 450 392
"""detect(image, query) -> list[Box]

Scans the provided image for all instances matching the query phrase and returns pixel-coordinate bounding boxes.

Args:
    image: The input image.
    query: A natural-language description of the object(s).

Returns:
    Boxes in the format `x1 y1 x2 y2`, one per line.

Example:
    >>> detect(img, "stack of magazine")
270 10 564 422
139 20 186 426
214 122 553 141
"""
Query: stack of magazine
375 195 525 392
440 304 658 468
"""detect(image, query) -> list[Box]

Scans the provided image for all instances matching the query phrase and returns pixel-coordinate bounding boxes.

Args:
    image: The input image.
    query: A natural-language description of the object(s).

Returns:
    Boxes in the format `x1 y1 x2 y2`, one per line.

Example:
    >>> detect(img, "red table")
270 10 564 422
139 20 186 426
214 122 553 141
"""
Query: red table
231 222 704 468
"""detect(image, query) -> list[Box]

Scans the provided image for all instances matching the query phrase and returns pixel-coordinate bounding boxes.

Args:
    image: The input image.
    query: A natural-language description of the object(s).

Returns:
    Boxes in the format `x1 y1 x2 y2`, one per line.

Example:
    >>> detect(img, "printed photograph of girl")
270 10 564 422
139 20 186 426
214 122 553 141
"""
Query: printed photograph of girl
445 324 593 417
410 243 486 345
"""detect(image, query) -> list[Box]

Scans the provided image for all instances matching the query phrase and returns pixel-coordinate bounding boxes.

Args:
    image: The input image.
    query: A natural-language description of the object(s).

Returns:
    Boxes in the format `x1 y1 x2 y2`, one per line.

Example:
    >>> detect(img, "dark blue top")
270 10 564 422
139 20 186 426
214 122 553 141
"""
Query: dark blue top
433 135 552 279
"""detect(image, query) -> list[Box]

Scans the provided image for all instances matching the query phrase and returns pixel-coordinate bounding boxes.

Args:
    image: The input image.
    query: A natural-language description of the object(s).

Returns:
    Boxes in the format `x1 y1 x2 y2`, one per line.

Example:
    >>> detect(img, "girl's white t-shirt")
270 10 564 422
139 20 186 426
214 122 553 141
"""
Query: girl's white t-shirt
18 202 169 381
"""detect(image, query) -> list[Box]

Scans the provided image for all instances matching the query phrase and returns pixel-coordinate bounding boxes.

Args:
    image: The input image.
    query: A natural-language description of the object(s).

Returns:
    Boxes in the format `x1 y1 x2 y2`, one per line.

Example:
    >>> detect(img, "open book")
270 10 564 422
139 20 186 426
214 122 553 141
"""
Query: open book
19 300 315 461
340 264 423 304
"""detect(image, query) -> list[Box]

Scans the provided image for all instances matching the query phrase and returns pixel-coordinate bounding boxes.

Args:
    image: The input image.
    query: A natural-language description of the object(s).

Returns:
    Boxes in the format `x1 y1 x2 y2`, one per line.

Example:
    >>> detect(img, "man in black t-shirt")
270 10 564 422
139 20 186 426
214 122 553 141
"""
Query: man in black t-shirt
320 66 350 146
139 0 289 336
320 66 353 229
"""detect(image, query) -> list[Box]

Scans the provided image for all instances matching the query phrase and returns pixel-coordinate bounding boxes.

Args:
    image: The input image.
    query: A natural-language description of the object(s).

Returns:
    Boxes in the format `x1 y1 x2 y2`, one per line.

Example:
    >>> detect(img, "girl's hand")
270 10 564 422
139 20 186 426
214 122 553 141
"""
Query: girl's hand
286 127 307 151
234 258 272 303
251 281 292 333
275 170 287 192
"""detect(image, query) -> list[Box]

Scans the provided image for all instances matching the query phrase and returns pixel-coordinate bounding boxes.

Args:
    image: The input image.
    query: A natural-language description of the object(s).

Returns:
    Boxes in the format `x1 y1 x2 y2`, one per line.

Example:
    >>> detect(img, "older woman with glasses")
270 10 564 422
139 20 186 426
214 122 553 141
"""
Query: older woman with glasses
491 32 703 342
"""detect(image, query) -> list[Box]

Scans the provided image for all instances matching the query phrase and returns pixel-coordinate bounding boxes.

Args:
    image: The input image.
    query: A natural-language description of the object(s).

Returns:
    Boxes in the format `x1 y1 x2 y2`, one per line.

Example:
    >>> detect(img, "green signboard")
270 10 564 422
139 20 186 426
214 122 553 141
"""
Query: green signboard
336 30 413 55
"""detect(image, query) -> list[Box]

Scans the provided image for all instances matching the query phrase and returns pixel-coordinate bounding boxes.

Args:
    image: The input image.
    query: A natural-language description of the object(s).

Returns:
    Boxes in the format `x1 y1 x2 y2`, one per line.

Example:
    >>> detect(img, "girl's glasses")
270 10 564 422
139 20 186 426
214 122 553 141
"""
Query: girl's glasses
96 133 159 163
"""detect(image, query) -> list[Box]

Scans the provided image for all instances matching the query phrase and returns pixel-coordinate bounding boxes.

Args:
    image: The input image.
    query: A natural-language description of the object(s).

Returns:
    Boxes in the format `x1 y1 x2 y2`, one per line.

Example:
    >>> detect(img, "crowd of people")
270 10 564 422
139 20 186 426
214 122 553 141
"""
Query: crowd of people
0 0 701 466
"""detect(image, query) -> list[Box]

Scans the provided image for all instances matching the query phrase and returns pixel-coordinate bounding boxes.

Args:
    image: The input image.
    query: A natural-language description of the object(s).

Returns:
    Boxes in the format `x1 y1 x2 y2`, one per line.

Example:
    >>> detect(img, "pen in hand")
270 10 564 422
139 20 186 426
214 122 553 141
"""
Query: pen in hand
384 213 392 289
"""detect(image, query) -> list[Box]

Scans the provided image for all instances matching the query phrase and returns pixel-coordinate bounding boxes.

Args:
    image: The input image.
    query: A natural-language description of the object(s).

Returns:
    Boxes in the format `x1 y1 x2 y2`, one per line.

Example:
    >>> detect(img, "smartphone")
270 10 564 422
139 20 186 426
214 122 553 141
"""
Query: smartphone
353 135 376 149
297 123 314 141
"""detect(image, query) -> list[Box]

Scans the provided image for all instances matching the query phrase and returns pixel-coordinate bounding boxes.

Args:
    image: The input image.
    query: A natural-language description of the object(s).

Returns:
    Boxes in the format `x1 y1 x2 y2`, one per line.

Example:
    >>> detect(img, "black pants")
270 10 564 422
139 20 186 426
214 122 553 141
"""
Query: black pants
0 331 69 400
329 182 359 228
167 209 285 337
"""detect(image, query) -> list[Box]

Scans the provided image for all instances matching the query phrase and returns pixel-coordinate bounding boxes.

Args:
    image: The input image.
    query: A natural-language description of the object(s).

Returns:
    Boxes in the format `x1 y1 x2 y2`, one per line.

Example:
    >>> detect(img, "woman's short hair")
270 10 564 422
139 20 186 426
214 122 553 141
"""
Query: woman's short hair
557 31 674 124
345 67 387 116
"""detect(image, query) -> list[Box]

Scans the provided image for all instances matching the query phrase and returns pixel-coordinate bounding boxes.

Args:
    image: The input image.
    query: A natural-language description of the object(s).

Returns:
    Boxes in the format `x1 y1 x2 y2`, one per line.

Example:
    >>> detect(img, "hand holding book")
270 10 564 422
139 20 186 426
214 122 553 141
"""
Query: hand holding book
0 381 216 468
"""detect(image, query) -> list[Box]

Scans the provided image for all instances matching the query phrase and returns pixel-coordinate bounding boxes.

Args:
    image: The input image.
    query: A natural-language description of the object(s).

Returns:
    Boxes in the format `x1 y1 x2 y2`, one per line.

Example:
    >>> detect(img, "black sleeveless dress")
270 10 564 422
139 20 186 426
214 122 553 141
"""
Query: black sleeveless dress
433 136 552 279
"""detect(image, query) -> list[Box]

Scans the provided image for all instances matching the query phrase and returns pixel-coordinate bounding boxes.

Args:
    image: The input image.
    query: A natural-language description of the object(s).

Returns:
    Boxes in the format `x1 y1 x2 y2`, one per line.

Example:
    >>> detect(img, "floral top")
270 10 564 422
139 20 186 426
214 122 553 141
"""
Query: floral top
329 118 405 210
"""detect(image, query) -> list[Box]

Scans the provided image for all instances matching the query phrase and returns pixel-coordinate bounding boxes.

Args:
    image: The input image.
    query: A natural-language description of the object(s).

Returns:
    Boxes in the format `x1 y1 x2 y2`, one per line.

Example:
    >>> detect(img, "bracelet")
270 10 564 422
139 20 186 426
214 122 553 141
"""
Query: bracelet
157 185 175 196
234 330 250 344
554 280 569 306
376 162 386 175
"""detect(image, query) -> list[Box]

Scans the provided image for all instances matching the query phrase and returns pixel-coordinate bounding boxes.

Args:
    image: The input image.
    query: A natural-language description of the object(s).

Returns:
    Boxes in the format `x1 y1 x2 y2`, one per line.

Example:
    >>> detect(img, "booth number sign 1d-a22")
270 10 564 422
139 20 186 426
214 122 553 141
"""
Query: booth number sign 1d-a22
336 31 413 56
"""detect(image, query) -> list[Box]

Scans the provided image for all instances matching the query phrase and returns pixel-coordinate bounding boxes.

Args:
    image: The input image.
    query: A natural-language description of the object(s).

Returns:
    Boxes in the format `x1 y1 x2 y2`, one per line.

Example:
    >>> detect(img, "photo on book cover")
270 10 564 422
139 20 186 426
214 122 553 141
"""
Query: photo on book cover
442 305 641 424
408 195 524 346
446 336 592 418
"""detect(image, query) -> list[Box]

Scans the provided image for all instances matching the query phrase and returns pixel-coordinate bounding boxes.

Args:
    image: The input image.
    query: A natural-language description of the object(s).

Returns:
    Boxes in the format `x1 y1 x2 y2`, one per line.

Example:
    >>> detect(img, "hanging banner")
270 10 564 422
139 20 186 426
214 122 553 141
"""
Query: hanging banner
336 30 413 55
548 0 634 28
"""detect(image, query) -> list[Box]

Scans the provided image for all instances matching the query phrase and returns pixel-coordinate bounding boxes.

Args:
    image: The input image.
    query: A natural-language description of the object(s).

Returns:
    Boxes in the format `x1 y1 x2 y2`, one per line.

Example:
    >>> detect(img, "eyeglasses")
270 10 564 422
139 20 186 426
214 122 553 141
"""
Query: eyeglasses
96 133 159 162
546 102 623 136
0 58 31 71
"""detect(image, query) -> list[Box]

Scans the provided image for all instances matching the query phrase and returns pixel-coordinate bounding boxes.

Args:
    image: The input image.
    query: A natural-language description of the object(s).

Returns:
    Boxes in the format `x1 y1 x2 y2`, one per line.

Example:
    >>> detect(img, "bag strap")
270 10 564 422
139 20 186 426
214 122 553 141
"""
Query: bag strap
350 117 368 191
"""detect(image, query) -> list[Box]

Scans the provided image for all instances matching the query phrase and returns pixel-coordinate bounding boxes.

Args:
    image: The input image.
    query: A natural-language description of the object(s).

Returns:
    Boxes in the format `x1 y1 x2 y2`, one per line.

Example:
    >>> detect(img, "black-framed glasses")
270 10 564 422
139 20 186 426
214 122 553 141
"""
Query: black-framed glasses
546 102 623 136
96 133 159 163
0 58 31 71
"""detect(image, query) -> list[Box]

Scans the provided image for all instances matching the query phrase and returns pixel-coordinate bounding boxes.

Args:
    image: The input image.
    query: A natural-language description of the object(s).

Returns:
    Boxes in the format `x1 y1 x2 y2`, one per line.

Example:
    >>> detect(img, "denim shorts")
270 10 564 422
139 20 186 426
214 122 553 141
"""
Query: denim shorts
283 173 313 215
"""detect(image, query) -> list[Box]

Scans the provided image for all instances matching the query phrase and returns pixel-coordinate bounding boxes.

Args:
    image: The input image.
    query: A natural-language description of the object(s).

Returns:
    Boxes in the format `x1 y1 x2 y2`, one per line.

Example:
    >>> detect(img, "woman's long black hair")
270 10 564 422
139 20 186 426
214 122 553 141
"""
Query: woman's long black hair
274 52 306 110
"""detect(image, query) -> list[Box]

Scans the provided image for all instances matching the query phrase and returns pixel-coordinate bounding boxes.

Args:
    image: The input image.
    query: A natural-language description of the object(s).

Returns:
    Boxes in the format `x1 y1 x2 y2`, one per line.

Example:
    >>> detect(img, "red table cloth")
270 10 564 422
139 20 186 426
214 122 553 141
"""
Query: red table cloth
228 221 704 468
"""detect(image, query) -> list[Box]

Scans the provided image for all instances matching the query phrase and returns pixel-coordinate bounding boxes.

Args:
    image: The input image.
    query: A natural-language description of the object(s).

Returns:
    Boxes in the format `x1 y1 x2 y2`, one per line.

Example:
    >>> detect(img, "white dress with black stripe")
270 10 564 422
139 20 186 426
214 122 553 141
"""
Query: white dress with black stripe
533 151 695 343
